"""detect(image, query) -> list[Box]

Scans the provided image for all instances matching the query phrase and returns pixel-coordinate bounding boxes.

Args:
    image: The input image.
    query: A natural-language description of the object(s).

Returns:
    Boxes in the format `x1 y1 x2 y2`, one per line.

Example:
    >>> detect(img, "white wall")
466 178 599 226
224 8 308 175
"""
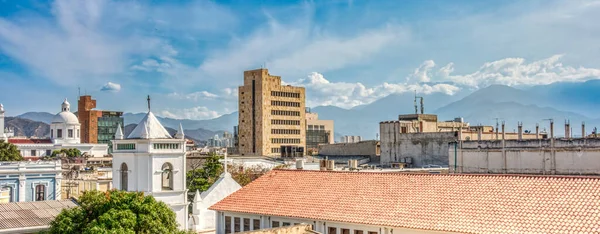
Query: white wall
216 211 455 234
452 138 600 174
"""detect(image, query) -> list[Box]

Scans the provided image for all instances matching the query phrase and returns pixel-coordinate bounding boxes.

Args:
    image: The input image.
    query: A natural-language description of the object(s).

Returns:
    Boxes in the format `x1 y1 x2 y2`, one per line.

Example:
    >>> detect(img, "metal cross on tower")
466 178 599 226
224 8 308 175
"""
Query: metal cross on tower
147 95 151 111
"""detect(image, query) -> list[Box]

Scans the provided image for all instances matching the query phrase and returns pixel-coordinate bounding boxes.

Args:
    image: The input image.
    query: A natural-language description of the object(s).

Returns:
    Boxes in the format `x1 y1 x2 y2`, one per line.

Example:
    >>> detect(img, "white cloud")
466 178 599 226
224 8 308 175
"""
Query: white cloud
407 60 435 83
100 82 121 92
198 14 410 80
159 106 220 120
443 55 600 88
293 54 600 108
0 0 233 87
168 91 219 101
130 59 172 72
290 72 460 108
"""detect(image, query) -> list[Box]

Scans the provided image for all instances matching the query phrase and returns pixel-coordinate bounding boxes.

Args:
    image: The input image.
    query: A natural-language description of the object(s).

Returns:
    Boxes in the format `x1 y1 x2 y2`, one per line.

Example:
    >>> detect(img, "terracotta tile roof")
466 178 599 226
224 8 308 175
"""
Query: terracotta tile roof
7 138 53 144
0 199 78 230
210 170 600 234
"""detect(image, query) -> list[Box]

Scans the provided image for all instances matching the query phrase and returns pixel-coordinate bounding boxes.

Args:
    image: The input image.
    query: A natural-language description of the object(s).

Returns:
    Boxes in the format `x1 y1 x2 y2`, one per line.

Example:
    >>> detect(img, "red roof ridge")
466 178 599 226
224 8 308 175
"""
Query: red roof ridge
271 168 600 180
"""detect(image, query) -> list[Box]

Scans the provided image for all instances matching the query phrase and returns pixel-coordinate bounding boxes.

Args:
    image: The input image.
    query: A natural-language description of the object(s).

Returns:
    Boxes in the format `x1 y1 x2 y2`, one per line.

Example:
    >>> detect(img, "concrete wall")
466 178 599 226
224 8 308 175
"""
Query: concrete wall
317 140 379 157
451 138 600 175
380 122 457 167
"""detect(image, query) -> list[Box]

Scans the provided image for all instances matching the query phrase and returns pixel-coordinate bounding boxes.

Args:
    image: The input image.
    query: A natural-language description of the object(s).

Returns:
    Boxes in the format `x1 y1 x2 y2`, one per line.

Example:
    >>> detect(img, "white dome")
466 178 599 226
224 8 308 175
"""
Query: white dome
52 111 79 124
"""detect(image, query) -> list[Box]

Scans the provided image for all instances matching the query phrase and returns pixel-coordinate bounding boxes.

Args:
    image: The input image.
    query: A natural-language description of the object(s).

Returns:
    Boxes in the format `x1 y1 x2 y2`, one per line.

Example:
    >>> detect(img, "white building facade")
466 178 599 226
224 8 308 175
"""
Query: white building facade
188 171 241 233
3 100 108 159
111 112 189 230
0 161 62 203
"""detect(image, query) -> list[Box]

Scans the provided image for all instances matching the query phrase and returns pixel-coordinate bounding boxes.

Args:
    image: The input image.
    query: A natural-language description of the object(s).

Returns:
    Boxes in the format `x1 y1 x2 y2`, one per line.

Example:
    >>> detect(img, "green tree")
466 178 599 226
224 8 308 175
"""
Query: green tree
0 140 23 161
186 153 223 193
47 190 188 234
50 148 82 158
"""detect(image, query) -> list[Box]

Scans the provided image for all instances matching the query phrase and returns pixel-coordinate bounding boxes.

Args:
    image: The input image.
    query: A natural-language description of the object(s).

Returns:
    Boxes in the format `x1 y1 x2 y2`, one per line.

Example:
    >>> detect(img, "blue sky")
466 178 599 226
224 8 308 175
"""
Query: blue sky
1 0 600 119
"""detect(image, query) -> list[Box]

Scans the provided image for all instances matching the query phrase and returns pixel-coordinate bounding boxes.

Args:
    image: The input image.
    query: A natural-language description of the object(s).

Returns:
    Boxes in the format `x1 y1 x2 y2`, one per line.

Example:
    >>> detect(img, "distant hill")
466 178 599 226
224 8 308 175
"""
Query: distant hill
5 117 50 138
123 124 220 143
433 85 600 137
16 112 54 124
123 112 237 132
13 80 600 141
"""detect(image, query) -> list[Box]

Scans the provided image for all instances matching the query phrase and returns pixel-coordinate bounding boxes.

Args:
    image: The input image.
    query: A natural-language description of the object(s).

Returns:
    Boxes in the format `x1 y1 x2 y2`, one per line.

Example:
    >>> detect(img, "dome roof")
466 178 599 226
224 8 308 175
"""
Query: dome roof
52 111 79 124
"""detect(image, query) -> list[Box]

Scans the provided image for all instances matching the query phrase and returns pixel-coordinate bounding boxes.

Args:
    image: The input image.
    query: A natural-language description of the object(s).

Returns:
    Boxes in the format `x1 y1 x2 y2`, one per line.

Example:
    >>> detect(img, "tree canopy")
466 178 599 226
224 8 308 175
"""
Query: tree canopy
51 148 82 158
186 153 223 193
0 140 23 161
47 190 188 234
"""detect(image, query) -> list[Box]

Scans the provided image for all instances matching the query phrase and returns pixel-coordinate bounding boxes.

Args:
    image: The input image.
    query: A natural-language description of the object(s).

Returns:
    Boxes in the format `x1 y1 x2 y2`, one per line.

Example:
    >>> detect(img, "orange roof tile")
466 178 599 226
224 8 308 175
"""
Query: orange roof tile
210 170 600 234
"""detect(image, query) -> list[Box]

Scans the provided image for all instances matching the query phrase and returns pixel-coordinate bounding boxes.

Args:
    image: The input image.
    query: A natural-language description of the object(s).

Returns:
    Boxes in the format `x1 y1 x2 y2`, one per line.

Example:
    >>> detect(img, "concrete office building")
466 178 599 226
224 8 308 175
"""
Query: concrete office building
78 95 124 147
305 112 333 153
380 114 546 168
238 69 306 157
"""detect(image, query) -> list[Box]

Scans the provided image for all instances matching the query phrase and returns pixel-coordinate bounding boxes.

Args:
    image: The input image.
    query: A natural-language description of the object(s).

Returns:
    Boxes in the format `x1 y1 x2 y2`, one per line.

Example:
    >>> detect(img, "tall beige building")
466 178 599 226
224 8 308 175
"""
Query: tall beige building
238 68 306 157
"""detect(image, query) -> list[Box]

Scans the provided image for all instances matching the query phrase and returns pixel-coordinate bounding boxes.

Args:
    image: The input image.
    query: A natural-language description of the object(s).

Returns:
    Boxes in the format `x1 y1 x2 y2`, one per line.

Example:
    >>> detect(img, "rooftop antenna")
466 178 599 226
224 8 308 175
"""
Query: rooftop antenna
413 90 424 114
78 87 81 97
147 95 151 112
414 90 418 114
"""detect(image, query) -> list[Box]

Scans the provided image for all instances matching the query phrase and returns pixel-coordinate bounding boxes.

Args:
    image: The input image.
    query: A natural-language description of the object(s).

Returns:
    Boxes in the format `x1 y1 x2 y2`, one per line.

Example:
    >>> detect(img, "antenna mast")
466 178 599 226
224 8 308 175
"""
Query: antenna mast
414 90 424 114
414 90 418 114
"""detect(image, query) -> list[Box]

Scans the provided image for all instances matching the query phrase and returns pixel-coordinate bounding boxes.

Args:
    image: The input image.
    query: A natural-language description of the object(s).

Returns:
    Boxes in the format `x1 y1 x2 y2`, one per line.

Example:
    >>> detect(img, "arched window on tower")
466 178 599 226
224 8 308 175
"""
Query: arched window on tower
120 163 128 191
161 163 173 191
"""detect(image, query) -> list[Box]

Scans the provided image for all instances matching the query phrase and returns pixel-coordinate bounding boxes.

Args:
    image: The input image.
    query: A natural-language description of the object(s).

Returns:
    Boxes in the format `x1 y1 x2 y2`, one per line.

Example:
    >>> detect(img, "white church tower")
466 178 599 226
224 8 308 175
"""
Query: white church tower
0 103 6 141
111 96 188 230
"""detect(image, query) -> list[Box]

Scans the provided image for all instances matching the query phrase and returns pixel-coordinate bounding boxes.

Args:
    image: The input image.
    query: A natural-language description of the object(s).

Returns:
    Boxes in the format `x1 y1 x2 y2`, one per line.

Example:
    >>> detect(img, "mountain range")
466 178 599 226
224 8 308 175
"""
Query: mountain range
12 80 600 141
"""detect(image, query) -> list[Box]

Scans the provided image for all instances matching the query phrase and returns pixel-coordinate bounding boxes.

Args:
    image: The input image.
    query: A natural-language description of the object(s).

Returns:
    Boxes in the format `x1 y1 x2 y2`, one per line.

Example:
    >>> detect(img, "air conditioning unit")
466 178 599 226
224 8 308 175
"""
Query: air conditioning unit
296 160 304 170
348 160 358 170
326 160 335 170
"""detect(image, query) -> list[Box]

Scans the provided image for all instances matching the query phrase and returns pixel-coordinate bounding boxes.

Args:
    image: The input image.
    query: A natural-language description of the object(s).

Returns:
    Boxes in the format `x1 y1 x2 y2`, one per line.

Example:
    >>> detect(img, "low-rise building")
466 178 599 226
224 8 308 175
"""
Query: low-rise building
305 112 333 154
60 157 113 199
0 161 62 203
211 169 600 234
380 114 547 167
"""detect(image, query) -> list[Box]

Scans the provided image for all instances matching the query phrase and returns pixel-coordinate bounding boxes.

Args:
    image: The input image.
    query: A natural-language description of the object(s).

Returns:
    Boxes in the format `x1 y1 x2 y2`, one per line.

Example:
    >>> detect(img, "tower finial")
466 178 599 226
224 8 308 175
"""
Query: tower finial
147 95 151 112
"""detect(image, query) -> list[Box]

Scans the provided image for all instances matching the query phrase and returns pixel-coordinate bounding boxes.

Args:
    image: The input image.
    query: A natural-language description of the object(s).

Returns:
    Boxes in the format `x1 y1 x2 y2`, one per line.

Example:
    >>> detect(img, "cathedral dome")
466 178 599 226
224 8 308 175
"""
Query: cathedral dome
52 111 79 124
51 98 79 124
